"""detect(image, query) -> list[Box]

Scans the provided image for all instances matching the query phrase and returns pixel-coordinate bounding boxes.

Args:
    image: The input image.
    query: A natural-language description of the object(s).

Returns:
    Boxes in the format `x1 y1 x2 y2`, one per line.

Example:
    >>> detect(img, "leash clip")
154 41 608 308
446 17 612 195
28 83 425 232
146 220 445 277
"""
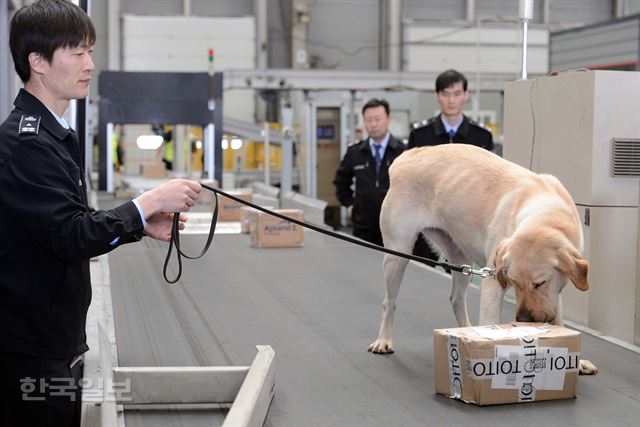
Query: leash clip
460 265 496 278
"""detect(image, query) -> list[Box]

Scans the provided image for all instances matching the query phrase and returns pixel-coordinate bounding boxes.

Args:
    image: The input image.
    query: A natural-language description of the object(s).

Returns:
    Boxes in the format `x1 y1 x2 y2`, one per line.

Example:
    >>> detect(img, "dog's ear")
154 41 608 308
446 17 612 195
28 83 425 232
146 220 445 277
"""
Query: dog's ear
556 249 589 291
493 240 510 289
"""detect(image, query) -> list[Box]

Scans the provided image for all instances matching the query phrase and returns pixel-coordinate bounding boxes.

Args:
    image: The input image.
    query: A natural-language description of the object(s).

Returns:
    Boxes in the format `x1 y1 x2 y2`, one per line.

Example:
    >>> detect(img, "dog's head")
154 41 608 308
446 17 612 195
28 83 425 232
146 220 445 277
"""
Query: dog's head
493 229 589 323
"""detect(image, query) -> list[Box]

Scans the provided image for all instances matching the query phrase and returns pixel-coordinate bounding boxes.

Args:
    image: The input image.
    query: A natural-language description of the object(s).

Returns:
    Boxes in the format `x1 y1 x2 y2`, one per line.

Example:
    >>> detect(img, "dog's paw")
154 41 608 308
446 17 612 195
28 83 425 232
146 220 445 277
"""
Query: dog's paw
579 359 598 375
368 339 394 354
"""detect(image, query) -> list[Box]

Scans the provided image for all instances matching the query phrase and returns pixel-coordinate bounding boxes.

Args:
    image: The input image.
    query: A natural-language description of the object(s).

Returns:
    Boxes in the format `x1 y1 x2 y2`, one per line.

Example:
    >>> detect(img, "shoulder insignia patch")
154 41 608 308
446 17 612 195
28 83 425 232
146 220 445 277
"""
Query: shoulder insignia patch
412 119 430 130
18 114 41 135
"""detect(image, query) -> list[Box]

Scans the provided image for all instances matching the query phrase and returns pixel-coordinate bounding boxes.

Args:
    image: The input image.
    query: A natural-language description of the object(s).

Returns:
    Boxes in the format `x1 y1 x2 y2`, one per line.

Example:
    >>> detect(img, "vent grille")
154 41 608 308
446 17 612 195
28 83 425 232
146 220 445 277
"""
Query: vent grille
612 138 640 177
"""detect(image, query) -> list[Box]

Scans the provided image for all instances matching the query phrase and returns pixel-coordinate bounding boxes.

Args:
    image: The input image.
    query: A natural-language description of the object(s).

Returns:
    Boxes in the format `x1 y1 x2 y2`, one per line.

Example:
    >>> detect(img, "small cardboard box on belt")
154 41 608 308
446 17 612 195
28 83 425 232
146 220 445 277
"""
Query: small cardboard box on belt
250 209 304 248
240 206 274 234
217 191 253 221
434 323 580 405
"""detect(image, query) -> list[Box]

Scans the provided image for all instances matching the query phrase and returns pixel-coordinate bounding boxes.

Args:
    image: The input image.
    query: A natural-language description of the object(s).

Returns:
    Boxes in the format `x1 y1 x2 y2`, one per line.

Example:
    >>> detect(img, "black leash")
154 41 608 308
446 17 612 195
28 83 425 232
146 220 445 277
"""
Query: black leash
162 184 495 284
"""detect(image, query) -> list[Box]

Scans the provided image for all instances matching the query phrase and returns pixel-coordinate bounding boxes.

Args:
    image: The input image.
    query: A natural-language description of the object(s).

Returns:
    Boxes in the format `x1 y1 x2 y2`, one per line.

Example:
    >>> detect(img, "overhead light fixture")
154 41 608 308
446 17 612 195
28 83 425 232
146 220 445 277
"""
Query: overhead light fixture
222 138 229 150
195 140 203 150
231 138 243 150
136 135 163 150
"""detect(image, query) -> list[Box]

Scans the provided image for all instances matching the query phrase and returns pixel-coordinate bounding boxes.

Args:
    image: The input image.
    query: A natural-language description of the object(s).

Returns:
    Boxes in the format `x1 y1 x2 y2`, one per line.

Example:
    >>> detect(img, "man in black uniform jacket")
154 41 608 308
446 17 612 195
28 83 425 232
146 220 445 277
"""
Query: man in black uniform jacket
408 69 493 150
0 1 201 425
408 69 494 264
333 99 405 246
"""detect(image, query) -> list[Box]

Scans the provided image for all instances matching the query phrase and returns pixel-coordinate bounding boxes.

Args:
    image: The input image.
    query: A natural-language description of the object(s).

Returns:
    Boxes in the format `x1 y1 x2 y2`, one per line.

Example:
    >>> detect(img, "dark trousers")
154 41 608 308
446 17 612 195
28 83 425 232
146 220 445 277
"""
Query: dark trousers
0 352 83 427
354 226 383 246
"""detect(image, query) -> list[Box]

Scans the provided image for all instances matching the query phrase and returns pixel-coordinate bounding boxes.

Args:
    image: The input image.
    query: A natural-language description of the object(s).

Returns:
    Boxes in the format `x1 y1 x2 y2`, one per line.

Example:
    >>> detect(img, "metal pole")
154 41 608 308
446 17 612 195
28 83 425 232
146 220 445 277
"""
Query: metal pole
107 0 120 70
106 122 114 193
305 97 317 198
519 0 534 80
386 0 402 71
474 18 481 121
520 20 529 80
263 122 270 185
280 106 294 197
204 124 214 181
0 0 11 121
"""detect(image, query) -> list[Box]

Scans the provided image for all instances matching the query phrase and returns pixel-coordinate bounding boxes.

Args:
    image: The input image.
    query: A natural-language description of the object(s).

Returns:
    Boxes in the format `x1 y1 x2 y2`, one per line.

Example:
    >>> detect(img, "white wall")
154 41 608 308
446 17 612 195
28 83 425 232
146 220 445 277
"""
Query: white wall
122 15 256 122
404 23 549 75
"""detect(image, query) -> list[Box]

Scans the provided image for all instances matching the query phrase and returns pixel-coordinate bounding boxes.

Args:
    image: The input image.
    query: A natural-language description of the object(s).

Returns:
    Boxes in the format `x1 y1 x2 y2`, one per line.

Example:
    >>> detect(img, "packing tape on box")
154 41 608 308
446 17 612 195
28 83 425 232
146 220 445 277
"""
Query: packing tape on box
466 336 580 402
447 335 463 398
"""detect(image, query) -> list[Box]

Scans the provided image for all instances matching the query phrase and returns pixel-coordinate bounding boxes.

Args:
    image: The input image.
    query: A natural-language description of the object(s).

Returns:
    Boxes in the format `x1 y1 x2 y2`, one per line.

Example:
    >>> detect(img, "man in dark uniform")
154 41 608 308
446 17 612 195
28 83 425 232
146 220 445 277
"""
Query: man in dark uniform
408 69 493 150
408 69 494 264
0 1 201 425
333 98 405 246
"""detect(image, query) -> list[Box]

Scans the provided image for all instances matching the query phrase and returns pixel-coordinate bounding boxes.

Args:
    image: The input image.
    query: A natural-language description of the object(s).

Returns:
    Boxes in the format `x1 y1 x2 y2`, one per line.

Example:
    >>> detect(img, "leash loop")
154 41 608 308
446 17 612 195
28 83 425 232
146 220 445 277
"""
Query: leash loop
163 191 219 284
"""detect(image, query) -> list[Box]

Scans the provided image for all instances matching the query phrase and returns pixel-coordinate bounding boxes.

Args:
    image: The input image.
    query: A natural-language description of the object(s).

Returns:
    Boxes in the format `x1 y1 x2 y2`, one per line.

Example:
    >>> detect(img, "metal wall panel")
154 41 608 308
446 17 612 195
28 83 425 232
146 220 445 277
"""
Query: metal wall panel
306 0 379 71
550 0 614 24
191 0 252 17
403 0 465 21
121 0 253 17
123 0 182 15
550 16 640 70
476 0 542 22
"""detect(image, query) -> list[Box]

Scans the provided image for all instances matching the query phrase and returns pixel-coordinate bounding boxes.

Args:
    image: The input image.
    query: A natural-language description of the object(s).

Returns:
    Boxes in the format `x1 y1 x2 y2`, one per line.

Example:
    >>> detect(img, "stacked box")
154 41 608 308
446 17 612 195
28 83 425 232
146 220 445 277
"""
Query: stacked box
434 323 581 405
141 162 166 179
250 209 304 248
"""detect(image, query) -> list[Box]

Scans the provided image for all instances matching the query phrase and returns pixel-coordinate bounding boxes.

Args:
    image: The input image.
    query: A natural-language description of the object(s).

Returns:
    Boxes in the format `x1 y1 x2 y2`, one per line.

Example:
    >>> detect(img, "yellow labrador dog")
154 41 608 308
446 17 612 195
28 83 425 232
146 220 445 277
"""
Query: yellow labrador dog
368 144 597 374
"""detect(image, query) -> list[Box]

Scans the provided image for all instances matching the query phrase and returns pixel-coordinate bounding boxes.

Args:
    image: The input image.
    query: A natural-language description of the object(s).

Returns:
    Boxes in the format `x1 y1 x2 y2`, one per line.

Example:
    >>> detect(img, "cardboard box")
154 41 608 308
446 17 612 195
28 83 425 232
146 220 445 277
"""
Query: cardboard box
217 192 253 221
141 162 166 179
434 323 581 405
250 209 304 248
240 206 273 234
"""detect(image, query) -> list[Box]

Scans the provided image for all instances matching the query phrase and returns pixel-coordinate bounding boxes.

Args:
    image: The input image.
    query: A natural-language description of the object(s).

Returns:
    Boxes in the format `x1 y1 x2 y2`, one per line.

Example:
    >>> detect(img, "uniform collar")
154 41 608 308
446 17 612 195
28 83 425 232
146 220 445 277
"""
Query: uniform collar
358 134 398 151
368 132 390 150
434 114 469 137
14 89 73 141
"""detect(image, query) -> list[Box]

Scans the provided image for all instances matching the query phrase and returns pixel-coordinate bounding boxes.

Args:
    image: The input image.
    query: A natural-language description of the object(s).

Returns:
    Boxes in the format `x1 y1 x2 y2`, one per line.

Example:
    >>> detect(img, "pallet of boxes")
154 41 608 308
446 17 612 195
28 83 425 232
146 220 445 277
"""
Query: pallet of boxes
434 323 581 405
241 206 303 248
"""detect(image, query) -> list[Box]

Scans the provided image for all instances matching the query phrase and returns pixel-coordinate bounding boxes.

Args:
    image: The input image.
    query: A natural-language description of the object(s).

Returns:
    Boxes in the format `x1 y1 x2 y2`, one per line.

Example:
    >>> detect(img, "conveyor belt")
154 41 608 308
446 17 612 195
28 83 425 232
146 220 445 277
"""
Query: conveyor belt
109 229 640 427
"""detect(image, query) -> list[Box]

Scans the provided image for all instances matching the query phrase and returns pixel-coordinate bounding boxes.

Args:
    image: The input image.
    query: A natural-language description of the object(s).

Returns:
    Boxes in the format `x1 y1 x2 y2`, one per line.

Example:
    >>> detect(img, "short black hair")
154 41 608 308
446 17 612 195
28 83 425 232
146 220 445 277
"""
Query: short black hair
362 98 390 116
10 0 96 83
435 69 468 93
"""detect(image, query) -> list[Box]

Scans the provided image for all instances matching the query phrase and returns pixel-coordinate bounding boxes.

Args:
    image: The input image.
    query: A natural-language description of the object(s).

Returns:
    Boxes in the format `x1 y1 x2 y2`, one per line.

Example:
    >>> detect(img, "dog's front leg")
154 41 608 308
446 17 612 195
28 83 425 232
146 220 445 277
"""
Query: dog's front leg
478 276 505 325
369 254 408 354
451 272 472 327
554 295 599 375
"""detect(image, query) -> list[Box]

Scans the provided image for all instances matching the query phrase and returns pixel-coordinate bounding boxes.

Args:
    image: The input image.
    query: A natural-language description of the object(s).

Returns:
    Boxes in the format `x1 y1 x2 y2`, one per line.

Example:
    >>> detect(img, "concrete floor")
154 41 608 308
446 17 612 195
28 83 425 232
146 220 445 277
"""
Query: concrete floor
108 229 640 427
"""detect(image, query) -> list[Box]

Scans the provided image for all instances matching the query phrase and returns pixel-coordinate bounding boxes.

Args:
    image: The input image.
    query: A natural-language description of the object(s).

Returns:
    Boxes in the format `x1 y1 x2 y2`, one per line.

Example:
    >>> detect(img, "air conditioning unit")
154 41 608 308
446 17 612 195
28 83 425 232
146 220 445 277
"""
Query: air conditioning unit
503 70 640 346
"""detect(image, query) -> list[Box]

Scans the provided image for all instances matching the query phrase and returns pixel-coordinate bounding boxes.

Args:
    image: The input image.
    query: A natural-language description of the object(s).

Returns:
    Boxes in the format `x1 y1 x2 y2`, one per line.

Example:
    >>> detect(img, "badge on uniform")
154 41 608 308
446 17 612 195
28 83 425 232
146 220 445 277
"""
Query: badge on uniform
18 114 41 135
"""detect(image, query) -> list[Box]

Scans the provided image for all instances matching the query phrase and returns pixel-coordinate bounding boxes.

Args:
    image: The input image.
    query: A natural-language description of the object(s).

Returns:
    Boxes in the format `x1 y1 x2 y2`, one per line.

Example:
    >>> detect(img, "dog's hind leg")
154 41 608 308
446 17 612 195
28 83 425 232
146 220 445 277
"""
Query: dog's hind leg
368 196 419 354
368 252 410 354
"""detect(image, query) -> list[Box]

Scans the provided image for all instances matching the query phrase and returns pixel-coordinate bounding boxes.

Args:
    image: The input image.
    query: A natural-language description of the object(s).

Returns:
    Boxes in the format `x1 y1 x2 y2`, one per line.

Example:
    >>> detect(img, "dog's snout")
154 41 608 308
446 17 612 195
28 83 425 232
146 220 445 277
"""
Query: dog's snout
516 313 533 322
